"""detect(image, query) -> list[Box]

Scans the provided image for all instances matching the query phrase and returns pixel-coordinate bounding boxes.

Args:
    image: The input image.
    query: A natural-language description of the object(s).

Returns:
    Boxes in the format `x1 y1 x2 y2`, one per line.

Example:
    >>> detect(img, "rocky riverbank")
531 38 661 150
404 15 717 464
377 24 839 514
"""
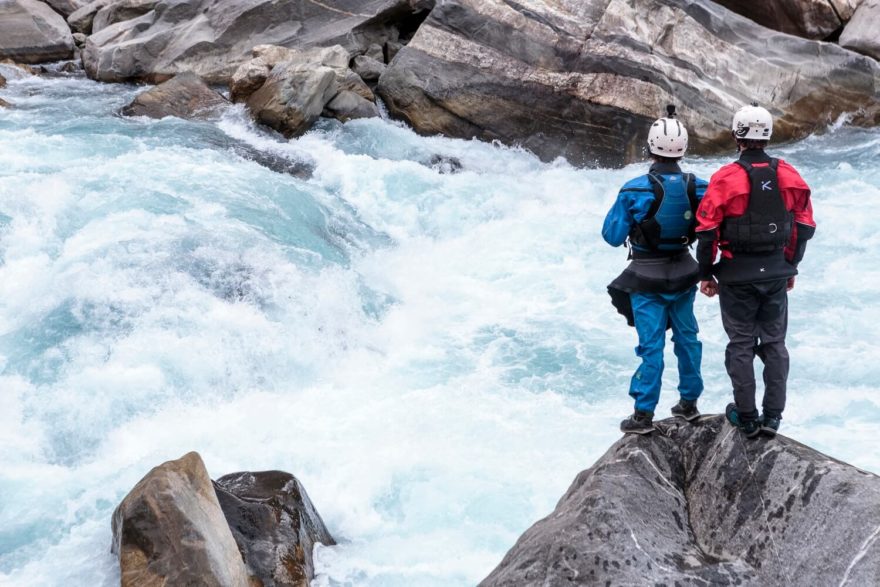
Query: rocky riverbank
1 0 878 165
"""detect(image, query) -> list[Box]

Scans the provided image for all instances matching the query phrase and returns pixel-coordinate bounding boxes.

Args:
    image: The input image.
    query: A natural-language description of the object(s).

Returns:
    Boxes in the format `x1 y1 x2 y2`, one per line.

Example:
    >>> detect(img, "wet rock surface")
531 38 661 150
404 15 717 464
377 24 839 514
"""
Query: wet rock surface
378 0 880 166
480 415 880 586
0 0 75 64
120 72 228 120
111 452 251 587
215 471 336 587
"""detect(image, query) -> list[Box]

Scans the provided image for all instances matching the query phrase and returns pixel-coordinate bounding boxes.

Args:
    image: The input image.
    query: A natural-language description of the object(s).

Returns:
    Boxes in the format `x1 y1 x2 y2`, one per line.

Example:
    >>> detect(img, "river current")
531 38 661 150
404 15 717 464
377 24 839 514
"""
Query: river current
0 67 878 586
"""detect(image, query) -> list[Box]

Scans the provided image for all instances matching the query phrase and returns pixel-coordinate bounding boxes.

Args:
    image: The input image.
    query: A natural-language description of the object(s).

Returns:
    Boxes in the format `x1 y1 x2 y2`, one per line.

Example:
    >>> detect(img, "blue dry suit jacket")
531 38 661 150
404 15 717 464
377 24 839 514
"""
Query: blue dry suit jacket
602 162 708 249
602 162 708 327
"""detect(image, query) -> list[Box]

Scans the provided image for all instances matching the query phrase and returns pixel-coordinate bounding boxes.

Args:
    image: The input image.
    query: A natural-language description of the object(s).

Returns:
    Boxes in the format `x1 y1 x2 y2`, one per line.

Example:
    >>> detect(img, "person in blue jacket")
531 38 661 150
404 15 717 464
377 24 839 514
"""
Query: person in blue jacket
602 105 708 435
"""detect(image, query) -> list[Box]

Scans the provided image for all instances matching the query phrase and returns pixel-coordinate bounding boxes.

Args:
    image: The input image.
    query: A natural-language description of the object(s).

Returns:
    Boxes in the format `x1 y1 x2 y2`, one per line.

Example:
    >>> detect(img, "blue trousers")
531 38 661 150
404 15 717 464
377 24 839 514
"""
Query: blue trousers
629 287 703 413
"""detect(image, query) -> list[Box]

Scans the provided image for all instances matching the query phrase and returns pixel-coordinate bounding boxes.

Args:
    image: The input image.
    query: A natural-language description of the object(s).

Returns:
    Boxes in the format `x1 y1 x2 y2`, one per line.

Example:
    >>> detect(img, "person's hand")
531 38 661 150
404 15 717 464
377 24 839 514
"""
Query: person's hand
787 276 796 291
700 279 718 298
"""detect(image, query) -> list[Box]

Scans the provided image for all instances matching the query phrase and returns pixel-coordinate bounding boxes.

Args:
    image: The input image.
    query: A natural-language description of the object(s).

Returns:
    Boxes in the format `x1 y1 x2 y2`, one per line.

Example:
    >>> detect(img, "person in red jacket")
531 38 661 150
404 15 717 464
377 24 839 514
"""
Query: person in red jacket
696 104 816 438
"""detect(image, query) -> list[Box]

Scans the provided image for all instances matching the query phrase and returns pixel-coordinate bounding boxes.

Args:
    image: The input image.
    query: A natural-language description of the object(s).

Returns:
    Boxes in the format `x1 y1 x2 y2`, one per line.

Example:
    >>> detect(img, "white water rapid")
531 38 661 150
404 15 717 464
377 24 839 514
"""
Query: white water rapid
1 69 878 586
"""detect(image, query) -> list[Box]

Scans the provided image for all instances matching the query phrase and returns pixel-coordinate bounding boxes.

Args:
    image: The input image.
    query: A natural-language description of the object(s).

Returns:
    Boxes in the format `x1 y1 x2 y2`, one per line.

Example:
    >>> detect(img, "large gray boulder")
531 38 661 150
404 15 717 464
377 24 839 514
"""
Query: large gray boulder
840 0 880 60
82 0 435 83
0 0 75 64
215 471 336 587
481 416 880 586
120 71 228 119
67 0 111 34
111 452 251 587
712 0 863 40
378 0 880 166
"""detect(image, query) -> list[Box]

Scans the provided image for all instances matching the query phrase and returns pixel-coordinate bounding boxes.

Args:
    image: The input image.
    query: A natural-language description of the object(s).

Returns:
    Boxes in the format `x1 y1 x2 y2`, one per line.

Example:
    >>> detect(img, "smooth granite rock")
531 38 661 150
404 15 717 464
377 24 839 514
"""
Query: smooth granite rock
0 0 75 64
378 0 880 166
92 0 158 34
480 415 880 586
120 71 228 119
82 0 436 83
840 0 880 60
215 471 336 587
42 0 90 18
712 0 862 39
111 452 250 587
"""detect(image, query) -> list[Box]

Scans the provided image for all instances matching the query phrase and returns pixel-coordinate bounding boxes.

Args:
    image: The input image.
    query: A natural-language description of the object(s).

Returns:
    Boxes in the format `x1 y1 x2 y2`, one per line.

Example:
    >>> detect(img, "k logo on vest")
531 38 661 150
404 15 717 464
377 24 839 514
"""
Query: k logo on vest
762 181 773 191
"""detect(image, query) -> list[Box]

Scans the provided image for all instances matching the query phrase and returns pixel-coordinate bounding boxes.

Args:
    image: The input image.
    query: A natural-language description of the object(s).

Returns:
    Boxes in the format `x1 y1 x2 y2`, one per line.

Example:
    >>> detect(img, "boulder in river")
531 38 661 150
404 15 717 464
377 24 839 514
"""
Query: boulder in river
378 0 880 166
0 0 75 64
111 452 251 587
67 0 111 35
240 45 381 135
120 72 228 120
480 415 880 585
82 0 437 83
215 471 336 587
840 0 880 60
0 98 11 109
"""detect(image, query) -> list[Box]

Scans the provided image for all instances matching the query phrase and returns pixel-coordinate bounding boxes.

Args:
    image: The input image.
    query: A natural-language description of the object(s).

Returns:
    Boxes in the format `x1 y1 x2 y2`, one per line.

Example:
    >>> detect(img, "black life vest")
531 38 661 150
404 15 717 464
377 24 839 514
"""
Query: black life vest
629 173 699 253
720 159 793 253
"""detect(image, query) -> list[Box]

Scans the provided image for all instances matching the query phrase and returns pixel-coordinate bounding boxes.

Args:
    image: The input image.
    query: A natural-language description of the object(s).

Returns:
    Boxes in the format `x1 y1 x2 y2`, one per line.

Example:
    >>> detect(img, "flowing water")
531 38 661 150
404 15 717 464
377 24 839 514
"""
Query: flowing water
0 67 878 586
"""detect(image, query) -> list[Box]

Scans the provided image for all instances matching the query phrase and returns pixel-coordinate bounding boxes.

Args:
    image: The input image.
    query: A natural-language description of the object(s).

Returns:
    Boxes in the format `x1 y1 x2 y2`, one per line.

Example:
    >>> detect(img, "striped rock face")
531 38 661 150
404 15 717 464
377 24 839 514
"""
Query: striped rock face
378 0 880 166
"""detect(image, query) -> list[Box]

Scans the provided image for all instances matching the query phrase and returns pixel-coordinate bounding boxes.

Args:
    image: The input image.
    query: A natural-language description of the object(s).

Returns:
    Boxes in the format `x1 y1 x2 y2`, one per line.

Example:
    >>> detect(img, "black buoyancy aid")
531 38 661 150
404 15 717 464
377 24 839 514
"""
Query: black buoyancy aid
629 173 699 253
720 159 793 253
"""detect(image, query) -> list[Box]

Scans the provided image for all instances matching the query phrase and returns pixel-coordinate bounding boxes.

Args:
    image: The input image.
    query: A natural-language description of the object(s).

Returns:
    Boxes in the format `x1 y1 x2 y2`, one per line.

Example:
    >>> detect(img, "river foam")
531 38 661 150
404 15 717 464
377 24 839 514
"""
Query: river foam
1 71 878 586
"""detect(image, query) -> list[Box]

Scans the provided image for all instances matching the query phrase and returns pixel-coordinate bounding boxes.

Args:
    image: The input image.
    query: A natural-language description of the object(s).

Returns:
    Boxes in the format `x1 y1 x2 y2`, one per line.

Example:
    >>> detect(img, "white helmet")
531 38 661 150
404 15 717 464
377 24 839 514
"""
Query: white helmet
647 104 688 157
732 104 773 140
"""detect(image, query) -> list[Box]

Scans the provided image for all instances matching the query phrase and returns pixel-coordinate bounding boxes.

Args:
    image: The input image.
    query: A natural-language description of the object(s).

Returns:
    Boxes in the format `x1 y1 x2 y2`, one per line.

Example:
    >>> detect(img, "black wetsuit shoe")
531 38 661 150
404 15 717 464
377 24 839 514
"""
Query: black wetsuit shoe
761 414 781 437
725 403 760 439
671 399 700 422
620 410 655 435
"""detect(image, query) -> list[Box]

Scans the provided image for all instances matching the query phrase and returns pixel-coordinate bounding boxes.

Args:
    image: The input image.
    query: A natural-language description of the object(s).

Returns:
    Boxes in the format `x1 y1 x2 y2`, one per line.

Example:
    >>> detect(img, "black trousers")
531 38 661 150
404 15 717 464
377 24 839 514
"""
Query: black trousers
719 279 789 421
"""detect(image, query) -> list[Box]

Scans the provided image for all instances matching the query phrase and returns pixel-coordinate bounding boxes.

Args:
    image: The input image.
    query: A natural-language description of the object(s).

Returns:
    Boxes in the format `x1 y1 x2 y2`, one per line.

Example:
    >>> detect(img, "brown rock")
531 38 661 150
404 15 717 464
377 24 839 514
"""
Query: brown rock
0 97 11 108
111 452 250 587
121 72 228 119
0 74 5 88
215 471 336 587
246 64 338 137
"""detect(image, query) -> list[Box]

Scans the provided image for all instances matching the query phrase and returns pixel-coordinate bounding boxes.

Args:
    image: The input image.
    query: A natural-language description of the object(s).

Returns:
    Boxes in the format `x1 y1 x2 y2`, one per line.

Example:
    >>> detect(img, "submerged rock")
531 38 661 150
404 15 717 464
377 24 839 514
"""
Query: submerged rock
0 0 75 64
82 0 437 83
480 415 880 586
120 72 228 119
111 452 251 587
0 74 5 89
215 471 336 587
378 0 880 166
840 0 880 60
0 98 11 109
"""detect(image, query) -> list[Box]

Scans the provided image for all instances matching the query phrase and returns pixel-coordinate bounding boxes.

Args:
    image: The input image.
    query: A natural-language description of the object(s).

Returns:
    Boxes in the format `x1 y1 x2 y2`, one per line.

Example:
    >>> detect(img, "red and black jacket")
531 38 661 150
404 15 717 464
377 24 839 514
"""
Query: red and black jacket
695 149 816 284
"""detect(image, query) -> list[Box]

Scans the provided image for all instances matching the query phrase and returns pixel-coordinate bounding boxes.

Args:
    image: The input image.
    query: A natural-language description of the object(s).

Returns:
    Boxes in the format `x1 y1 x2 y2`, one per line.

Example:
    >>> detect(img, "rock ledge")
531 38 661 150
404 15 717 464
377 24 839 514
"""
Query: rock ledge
481 416 880 586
